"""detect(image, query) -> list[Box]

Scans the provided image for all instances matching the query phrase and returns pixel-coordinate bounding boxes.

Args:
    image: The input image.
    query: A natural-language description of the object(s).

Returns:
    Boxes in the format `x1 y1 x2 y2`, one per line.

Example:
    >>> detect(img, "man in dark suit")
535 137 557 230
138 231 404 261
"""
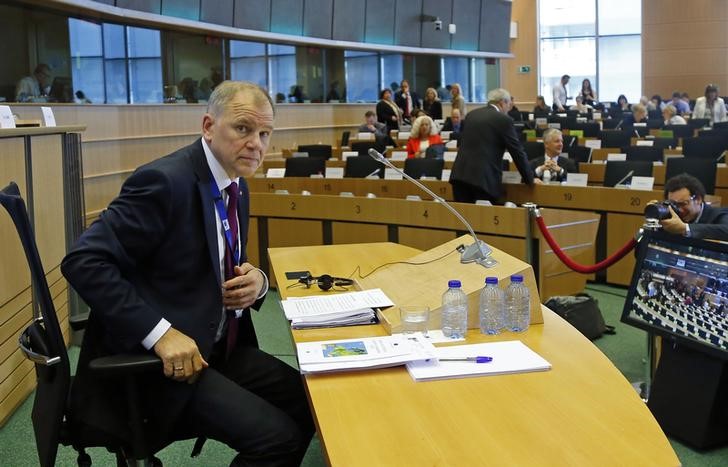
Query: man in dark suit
659 173 728 241
394 79 420 123
441 108 464 133
529 128 577 182
61 81 314 466
450 88 540 204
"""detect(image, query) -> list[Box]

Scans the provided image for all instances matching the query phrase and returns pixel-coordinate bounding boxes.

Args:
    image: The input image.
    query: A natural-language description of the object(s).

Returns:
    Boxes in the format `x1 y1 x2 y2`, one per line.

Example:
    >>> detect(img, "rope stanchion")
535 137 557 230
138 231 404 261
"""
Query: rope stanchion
535 215 637 274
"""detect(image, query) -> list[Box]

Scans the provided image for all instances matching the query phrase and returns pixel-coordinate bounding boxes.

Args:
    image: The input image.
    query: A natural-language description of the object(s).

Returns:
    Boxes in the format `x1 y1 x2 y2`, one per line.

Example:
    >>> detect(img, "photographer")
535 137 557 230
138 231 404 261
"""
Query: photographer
649 174 728 241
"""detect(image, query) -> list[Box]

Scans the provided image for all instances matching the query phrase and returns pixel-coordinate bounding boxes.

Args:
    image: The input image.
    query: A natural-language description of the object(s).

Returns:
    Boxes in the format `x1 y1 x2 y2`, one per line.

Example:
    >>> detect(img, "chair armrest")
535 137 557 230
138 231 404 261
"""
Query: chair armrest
69 311 89 331
89 354 162 376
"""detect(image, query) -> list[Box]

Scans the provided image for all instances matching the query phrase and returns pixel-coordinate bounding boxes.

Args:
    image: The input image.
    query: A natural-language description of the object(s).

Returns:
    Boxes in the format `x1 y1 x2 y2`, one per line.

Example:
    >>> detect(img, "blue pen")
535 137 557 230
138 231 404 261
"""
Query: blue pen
438 356 493 363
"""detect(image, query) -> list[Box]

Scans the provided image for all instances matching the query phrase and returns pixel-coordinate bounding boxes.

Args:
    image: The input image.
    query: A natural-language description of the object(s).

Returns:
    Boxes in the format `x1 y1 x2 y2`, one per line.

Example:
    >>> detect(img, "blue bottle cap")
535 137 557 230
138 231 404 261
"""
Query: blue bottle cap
448 280 462 288
510 274 524 283
485 277 498 285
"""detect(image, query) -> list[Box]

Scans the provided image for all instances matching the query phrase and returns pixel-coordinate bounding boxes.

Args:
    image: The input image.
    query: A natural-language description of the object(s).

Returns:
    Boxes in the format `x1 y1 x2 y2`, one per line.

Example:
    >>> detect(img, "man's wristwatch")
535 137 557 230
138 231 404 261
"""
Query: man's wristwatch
684 223 691 237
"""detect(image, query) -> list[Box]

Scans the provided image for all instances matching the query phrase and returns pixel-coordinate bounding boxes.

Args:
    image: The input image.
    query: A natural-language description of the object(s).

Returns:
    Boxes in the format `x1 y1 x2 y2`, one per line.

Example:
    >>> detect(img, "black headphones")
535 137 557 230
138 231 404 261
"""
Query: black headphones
298 274 354 291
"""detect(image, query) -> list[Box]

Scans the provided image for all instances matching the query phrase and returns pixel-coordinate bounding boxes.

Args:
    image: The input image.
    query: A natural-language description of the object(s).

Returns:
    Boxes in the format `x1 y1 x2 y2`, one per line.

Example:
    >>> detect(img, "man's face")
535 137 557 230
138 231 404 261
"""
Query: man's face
366 114 376 125
496 98 512 113
667 188 702 223
562 77 570 85
202 91 274 178
544 134 563 156
401 82 409 93
36 69 51 88
451 111 461 124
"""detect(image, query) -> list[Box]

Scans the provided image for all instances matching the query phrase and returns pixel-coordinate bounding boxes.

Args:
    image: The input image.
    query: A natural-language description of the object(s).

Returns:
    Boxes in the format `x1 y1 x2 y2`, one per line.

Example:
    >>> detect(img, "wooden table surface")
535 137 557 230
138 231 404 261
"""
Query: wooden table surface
268 243 679 467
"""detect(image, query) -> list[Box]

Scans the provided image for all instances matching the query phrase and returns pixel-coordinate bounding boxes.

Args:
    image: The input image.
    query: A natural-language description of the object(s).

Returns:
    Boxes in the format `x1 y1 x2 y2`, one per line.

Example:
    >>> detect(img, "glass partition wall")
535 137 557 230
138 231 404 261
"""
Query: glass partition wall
0 3 500 105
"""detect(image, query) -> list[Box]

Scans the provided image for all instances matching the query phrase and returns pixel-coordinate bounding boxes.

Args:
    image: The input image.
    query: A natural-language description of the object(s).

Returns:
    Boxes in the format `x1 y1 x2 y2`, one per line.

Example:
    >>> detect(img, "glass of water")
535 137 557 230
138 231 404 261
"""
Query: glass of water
400 305 430 335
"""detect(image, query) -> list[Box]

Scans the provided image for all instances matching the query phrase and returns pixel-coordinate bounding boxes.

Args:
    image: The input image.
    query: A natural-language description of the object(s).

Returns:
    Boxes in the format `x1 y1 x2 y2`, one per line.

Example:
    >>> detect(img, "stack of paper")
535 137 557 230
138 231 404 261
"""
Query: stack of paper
406 340 551 381
280 289 394 329
297 334 436 374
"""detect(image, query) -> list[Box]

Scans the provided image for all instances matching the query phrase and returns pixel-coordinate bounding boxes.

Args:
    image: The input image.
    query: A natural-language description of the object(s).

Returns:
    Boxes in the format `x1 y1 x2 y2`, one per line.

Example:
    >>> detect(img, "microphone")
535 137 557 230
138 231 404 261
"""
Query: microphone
613 169 635 187
367 148 496 268
717 150 726 162
615 119 624 130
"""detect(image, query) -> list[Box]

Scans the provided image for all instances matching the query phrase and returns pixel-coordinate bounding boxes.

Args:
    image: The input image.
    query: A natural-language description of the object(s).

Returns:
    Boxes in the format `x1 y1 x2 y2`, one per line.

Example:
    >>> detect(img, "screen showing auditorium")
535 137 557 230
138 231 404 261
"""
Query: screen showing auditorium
622 231 728 360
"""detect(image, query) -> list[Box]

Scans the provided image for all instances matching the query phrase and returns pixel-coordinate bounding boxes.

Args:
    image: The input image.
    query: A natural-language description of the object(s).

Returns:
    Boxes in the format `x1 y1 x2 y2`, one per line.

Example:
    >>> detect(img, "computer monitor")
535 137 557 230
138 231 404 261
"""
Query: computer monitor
48 77 73 103
621 230 728 361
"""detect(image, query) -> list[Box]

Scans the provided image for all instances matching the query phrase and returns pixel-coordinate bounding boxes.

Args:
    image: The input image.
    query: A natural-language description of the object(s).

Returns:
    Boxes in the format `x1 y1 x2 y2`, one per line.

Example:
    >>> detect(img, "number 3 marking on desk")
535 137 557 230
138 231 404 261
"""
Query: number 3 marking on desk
355 205 361 214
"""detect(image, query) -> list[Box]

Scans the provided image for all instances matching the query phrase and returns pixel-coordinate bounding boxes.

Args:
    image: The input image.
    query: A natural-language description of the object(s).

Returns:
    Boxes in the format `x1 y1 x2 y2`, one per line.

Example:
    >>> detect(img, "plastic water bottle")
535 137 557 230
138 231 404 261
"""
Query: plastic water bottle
479 277 505 335
441 280 468 338
506 274 531 332
542 168 552 183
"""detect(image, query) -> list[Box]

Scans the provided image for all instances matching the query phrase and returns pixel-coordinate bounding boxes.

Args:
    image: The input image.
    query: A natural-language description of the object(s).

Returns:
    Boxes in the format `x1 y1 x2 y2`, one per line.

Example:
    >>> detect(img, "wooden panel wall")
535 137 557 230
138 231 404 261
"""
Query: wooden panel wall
501 0 538 105
643 0 728 98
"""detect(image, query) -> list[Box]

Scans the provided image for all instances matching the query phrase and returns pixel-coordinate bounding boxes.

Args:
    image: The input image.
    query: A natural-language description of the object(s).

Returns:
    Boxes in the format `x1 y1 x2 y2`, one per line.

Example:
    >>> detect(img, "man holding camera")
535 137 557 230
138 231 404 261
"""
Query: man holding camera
656 174 728 241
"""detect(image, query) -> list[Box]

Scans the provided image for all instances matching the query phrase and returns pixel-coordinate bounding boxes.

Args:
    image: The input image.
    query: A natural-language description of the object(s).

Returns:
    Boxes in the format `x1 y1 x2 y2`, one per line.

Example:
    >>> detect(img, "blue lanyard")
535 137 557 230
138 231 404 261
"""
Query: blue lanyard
209 178 240 266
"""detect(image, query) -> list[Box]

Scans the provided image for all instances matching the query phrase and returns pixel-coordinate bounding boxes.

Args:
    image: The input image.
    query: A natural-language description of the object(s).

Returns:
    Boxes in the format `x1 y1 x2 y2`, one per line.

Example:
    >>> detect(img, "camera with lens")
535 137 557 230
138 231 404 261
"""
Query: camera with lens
644 200 678 220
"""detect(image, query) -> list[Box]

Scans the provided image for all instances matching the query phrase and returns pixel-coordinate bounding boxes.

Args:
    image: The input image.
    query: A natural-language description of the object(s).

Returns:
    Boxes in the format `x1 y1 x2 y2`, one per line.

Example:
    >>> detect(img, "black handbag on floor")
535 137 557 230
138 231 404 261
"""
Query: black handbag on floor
545 293 616 340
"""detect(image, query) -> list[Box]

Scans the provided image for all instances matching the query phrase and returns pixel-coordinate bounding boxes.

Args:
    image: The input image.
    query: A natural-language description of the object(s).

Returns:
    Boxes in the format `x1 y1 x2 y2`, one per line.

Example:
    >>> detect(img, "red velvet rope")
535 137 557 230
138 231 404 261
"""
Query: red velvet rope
535 216 637 274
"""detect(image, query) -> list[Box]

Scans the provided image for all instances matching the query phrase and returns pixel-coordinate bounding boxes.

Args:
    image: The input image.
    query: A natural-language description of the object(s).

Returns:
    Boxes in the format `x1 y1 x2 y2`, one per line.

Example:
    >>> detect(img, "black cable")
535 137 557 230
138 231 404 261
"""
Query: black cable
347 247 460 280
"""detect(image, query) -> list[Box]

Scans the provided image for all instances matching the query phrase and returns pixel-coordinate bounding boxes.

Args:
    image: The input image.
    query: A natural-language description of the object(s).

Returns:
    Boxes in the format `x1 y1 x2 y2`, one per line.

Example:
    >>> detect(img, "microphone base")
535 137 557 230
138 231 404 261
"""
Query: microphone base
460 240 497 268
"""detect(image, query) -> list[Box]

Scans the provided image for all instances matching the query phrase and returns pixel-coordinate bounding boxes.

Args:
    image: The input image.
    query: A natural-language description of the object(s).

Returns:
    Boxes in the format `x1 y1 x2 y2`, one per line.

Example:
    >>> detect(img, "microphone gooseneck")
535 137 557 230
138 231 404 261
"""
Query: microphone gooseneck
367 148 496 267
614 169 635 187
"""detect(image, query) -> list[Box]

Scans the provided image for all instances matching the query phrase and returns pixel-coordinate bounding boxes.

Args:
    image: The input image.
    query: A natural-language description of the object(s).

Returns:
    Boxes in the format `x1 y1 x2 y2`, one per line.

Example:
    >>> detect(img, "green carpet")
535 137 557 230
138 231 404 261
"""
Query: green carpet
2 285 728 466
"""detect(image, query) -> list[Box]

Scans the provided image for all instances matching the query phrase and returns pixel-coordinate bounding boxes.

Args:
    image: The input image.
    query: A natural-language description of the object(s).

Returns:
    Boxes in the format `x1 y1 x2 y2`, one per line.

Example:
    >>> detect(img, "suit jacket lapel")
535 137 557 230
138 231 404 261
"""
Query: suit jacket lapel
191 140 223 287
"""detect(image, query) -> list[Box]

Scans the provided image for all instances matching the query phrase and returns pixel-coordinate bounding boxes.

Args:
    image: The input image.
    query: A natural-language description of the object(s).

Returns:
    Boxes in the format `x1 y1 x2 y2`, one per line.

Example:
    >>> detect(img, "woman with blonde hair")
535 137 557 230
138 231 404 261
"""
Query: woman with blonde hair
450 83 466 117
423 87 442 120
406 115 443 158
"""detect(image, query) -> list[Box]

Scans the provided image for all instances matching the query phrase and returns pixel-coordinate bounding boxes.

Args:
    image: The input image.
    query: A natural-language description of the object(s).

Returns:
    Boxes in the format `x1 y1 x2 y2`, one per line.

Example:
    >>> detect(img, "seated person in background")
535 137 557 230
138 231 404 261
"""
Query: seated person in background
533 95 551 116
422 87 442 120
651 94 665 111
411 108 426 120
442 108 464 133
692 84 727 124
406 115 443 158
528 128 577 182
579 79 597 107
15 63 52 102
617 94 631 111
655 174 728 241
662 104 687 126
623 102 647 126
681 92 692 112
507 96 523 121
569 95 592 114
358 110 388 139
671 91 690 115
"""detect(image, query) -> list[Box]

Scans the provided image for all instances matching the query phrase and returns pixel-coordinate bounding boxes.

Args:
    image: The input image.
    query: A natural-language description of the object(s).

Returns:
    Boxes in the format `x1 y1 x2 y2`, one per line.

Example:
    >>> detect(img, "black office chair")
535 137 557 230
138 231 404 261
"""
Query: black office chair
340 131 350 147
562 134 578 148
650 137 678 149
687 118 710 129
712 121 728 130
648 109 662 120
623 146 664 162
1 182 163 467
351 140 384 157
284 157 326 177
403 158 444 180
567 145 592 164
600 130 633 149
523 141 545 161
297 144 332 159
345 156 384 178
646 118 663 129
601 118 622 130
663 124 694 139
603 161 653 187
665 158 717 194
623 125 650 137
683 135 727 159
572 122 601 137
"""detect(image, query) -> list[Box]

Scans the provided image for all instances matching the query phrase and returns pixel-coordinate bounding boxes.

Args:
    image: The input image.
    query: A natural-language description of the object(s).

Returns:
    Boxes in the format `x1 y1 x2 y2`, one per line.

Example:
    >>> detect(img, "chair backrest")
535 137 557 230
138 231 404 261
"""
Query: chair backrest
403 158 444 180
351 140 384 157
623 125 650 137
562 134 577 148
712 121 728 130
664 124 694 139
284 157 326 177
683 135 727 159
648 109 662 120
601 118 621 130
688 118 710 129
567 145 592 163
665 158 718 194
599 130 632 149
297 144 332 159
425 144 445 159
340 131 350 147
572 122 601 137
646 118 663 129
623 146 665 162
650 137 678 149
523 141 545 161
603 161 653 187
344 156 384 178
1 182 70 467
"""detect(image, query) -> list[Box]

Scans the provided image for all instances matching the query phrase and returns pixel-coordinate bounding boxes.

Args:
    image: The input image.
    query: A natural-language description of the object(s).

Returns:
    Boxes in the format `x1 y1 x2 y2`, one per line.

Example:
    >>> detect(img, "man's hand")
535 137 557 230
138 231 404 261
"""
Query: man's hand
154 327 208 383
533 178 544 185
222 262 264 311
659 206 687 235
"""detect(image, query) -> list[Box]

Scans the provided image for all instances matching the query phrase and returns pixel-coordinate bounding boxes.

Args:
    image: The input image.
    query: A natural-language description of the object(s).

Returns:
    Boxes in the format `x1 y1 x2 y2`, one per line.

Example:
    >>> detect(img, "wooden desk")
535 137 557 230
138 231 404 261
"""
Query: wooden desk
268 243 679 467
